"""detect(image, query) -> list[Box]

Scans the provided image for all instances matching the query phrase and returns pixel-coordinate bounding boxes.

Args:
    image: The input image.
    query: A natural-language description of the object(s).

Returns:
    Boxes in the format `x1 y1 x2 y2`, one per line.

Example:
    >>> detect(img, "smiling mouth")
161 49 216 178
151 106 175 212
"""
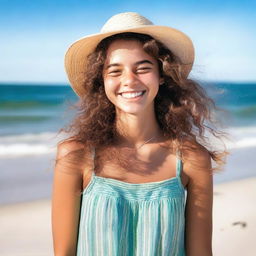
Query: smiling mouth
118 90 146 99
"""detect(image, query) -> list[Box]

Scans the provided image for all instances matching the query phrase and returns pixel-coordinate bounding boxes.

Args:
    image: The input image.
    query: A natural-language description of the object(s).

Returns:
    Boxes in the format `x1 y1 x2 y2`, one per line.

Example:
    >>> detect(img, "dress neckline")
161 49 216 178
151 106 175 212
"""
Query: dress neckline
85 147 185 191
93 173 178 185
90 173 186 192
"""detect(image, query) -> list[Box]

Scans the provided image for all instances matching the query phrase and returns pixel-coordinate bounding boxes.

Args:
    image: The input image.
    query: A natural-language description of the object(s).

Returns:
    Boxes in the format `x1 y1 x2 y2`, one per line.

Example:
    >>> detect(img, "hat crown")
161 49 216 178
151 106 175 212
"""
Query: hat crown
101 12 153 33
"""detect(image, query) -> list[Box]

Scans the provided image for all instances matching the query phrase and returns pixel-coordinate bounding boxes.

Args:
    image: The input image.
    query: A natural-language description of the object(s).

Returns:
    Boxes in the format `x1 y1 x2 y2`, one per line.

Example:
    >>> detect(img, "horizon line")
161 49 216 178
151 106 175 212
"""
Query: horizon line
0 80 256 86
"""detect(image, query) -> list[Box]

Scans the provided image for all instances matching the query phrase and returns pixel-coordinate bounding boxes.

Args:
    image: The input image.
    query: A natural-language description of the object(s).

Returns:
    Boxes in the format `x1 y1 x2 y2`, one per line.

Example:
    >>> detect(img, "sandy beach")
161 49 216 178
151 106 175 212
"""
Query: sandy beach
212 177 256 256
0 177 255 255
0 199 52 256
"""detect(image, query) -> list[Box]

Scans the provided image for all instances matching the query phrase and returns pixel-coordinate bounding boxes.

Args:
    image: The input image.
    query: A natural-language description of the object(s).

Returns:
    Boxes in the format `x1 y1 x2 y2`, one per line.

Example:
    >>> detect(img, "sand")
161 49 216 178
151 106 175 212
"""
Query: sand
0 177 255 256
212 177 256 256
0 200 53 256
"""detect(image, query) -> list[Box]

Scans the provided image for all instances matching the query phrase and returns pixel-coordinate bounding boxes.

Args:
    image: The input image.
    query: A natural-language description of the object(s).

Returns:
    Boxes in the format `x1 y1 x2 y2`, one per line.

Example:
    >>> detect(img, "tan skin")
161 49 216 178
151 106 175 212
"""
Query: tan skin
52 40 213 256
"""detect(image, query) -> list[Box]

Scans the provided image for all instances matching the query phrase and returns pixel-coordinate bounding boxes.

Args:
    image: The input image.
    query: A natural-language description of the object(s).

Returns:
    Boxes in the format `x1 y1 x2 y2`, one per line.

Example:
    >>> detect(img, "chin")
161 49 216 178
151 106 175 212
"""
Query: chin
116 106 145 115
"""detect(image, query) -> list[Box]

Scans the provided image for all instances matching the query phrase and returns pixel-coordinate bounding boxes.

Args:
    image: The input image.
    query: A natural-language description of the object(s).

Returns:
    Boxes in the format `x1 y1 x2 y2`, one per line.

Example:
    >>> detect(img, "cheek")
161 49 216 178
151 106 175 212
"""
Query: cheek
149 74 161 96
143 73 160 89
104 77 113 91
103 78 118 100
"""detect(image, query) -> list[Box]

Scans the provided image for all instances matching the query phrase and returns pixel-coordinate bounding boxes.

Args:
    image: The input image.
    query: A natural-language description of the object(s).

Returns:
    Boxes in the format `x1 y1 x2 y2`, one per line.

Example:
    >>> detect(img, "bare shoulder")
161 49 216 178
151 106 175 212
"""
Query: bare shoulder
56 140 86 158
181 140 212 181
55 139 92 177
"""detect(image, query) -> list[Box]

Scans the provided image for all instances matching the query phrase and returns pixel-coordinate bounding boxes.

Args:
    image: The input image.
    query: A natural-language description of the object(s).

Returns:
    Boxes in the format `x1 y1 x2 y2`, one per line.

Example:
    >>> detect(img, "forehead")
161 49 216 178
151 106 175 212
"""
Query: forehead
105 39 156 64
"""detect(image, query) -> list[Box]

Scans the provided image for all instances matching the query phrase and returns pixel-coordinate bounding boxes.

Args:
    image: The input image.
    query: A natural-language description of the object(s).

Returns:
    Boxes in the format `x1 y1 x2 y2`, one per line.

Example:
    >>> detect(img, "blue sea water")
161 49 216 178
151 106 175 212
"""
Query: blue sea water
0 82 255 157
0 84 77 135
205 82 256 127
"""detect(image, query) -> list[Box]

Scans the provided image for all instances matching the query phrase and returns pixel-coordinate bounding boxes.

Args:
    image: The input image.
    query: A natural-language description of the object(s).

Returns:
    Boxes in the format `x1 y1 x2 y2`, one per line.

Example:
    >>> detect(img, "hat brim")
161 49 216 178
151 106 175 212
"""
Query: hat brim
65 25 195 97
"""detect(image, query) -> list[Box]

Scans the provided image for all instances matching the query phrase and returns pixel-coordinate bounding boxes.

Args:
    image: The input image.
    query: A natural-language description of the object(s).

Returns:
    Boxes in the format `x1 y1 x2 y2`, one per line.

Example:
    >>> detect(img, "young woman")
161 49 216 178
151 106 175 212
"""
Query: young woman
52 12 226 256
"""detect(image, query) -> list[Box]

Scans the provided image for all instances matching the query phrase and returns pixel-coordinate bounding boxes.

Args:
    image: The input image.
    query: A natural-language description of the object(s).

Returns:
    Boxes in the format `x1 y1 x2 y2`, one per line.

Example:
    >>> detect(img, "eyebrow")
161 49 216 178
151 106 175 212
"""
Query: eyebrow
106 59 154 69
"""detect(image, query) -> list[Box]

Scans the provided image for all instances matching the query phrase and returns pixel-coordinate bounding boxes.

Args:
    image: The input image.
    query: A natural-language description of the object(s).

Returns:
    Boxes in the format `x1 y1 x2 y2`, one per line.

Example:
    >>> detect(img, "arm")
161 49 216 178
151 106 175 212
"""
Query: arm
51 141 86 256
183 145 213 256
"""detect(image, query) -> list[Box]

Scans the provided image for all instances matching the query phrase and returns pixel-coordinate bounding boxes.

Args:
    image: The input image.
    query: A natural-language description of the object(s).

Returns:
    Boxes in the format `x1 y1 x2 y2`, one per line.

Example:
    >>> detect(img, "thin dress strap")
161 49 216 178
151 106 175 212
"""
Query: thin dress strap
91 147 96 176
176 150 183 179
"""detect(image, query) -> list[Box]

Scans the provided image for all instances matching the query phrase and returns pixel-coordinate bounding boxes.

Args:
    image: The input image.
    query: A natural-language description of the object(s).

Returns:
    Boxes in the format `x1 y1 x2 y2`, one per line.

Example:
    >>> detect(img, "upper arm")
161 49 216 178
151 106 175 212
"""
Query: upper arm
51 141 86 256
183 144 213 256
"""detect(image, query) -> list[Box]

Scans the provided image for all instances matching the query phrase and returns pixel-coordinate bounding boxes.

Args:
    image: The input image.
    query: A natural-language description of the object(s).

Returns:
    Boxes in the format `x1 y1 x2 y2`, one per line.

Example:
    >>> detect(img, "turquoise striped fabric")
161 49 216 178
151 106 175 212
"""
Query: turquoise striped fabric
76 153 186 256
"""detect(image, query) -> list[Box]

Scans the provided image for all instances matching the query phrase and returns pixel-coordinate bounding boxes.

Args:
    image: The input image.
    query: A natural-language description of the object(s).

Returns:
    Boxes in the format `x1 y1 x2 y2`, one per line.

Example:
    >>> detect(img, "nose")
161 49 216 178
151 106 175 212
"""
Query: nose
121 69 138 87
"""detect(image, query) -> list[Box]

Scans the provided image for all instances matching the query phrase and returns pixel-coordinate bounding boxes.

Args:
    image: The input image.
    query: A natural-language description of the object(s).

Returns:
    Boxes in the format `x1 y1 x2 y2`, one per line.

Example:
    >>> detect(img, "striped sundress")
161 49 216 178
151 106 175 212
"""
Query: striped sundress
76 150 187 256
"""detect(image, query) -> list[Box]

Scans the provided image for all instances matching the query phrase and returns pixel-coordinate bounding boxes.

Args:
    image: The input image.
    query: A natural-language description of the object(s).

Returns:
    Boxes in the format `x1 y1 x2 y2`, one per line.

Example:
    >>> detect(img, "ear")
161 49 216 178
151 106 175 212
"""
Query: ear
159 77 164 85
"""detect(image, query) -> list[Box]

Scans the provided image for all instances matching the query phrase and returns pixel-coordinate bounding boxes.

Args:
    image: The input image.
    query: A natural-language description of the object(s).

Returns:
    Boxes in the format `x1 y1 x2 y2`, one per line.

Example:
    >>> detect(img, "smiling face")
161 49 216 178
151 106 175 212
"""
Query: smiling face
102 39 163 117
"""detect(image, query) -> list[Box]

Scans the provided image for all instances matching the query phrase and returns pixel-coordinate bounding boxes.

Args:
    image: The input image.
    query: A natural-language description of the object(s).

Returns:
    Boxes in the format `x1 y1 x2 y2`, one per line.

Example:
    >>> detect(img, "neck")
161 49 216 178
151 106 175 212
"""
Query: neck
115 109 164 148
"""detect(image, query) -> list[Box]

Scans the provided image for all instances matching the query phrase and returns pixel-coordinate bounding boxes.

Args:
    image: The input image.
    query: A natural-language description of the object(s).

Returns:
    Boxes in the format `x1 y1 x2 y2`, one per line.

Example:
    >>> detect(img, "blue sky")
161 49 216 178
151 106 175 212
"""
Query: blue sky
0 0 255 83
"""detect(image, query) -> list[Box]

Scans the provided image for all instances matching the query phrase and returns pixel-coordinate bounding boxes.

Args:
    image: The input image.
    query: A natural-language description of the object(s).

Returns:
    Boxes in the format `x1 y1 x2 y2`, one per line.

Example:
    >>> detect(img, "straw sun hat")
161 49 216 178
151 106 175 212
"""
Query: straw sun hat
65 12 195 97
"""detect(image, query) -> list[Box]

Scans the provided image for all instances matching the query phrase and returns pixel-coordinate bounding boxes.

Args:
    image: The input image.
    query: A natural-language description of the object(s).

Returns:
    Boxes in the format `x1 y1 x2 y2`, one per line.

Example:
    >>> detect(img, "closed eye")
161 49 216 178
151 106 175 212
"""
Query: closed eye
137 67 151 73
108 70 121 76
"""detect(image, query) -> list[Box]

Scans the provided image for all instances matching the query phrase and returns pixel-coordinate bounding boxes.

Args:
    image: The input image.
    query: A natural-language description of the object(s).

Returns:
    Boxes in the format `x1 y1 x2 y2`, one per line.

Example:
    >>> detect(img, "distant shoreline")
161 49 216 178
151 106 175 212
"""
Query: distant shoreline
0 82 70 87
1 81 256 87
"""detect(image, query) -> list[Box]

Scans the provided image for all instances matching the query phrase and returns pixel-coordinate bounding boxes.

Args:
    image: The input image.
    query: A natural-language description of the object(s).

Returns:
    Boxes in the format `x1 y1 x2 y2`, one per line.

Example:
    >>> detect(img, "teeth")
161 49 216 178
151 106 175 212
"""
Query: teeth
121 91 144 99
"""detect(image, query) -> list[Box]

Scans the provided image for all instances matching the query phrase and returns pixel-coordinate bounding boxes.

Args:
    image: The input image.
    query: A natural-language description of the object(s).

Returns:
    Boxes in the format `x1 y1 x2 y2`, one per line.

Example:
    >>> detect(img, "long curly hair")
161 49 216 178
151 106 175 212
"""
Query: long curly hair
59 32 227 176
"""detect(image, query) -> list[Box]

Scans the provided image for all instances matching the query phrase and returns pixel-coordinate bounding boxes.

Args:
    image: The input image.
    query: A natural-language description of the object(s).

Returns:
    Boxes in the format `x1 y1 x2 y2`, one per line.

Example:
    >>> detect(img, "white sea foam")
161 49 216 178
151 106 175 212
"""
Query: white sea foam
225 126 256 149
0 132 65 158
0 143 55 156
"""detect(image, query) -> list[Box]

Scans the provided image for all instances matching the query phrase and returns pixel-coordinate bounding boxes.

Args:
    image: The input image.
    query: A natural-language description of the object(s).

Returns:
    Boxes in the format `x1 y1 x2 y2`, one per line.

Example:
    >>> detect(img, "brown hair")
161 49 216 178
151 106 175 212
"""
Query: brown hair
58 32 227 176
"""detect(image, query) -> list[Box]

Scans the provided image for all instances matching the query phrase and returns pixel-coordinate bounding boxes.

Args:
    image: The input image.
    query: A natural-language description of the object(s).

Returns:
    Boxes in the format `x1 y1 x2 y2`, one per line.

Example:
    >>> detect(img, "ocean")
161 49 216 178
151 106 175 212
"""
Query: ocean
0 82 256 204
0 82 256 157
